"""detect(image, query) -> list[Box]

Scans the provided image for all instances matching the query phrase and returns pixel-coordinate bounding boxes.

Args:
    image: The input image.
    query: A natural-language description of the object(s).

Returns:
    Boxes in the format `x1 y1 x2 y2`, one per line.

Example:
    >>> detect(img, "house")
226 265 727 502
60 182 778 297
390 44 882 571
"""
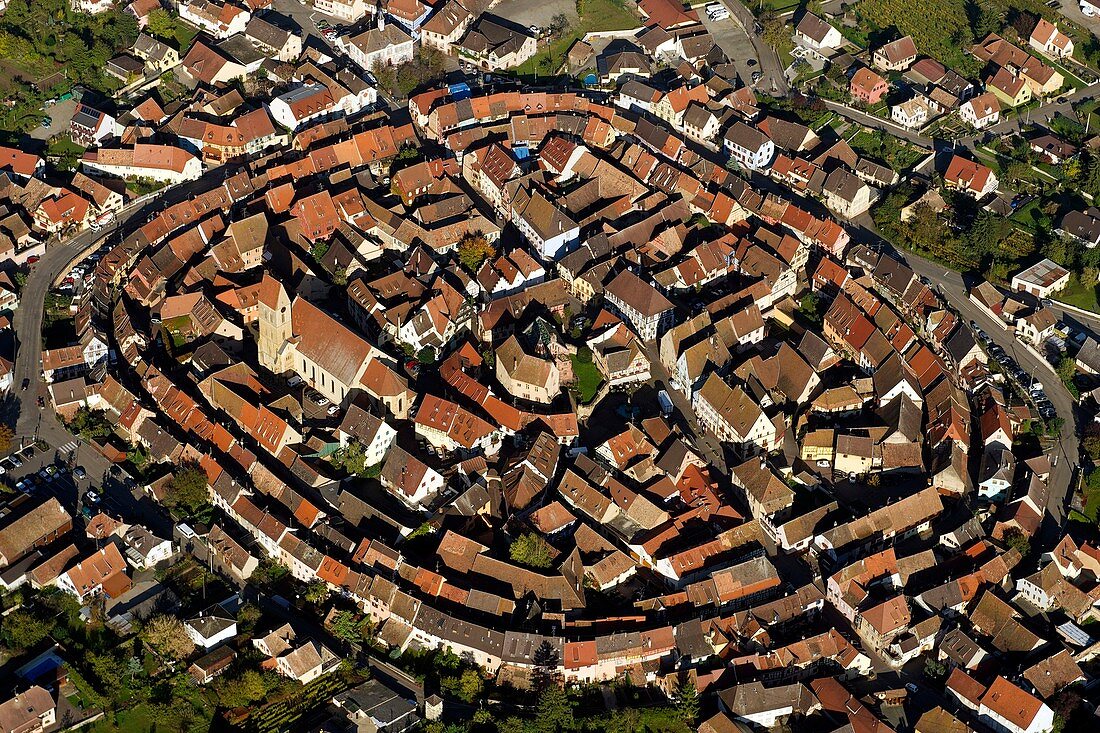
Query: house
244 16 302 62
960 92 1001 129
850 67 888 105
724 122 774 170
892 97 932 129
0 146 42 180
0 498 73 567
496 335 560 404
604 269 675 341
332 679 420 733
56 543 131 603
0 687 55 733
1016 307 1057 346
794 13 843 53
979 676 1055 733
988 67 1033 108
944 155 998 198
822 168 874 218
268 84 339 131
1030 18 1073 59
420 0 473 53
70 104 116 147
1083 0 1100 17
314 0 368 21
1059 208 1100 248
457 14 537 70
1011 259 1070 298
719 681 819 728
178 0 250 39
978 447 1015 501
1029 134 1077 165
693 373 779 456
873 35 917 70
341 15 416 71
82 144 202 183
122 525 173 568
510 185 579 260
185 607 238 649
190 646 237 684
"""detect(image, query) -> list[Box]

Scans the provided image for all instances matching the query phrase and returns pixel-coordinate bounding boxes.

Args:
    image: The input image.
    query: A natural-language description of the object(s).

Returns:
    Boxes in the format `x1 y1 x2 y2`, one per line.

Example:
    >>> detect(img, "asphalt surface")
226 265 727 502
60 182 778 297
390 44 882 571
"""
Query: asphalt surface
850 218 1079 537
717 0 789 95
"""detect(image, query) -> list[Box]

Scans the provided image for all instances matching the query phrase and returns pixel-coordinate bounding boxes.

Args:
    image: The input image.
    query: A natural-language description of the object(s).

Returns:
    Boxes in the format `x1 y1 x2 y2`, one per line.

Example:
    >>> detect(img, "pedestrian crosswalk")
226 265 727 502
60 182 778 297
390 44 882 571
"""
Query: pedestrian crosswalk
57 440 79 456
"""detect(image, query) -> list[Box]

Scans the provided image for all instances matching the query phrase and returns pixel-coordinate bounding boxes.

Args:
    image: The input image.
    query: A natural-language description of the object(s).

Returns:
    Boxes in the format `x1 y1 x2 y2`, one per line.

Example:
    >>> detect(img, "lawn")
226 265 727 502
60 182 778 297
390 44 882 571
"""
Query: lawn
1054 273 1100 314
846 128 926 169
513 0 639 76
570 353 604 404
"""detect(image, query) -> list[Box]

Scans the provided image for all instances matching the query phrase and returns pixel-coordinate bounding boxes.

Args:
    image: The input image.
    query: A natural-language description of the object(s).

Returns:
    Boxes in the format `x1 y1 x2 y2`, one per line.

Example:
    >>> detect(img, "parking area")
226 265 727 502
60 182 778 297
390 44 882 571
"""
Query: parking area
30 98 77 142
487 0 578 31
969 321 1058 421
1059 0 1100 37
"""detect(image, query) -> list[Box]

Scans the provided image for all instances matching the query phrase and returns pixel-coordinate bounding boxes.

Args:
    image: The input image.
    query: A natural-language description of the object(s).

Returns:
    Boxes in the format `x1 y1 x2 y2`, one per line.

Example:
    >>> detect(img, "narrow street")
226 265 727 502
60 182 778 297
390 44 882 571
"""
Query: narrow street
850 218 1079 538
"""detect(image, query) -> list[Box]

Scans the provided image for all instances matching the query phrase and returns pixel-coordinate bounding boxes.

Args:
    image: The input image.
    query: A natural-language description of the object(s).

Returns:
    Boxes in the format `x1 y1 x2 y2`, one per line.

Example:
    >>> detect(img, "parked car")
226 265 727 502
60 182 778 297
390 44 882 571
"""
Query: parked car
9 454 22 468
74 466 86 480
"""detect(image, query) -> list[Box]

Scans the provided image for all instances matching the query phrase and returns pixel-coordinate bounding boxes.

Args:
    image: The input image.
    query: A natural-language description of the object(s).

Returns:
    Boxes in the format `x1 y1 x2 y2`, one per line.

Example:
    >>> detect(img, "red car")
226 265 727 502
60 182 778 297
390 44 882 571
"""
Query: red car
26 256 39 264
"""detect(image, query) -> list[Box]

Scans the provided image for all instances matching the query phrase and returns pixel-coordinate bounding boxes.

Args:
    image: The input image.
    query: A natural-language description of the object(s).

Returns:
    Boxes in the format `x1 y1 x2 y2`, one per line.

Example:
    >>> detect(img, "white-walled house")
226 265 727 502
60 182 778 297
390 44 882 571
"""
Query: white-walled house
81 144 201 183
979 677 1055 733
724 122 774 170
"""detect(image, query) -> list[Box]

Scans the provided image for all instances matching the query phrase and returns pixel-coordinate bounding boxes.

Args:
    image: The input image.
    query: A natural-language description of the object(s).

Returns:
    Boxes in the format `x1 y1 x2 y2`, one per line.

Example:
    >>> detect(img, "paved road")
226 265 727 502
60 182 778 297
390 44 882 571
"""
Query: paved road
721 0 789 95
850 218 1079 537
701 10 769 94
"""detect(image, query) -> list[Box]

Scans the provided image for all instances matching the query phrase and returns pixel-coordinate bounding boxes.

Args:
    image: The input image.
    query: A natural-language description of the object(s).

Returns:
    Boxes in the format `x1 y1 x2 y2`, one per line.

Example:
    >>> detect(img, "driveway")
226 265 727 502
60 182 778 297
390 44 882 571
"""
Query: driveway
29 98 77 142
1059 0 1100 36
699 11 761 89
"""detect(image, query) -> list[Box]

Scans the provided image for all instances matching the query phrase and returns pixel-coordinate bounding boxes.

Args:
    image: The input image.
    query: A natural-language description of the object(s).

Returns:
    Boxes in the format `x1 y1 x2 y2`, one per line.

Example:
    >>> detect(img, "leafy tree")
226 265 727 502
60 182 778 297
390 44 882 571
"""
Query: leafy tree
2 609 54 649
1057 356 1079 399
304 579 330 604
1003 528 1032 556
923 657 947 680
457 232 495 271
332 441 369 476
509 532 555 569
141 615 195 660
0 424 13 455
797 293 823 325
164 462 209 515
145 9 180 43
675 681 699 726
441 669 483 703
417 346 436 364
310 241 330 260
69 407 111 441
534 685 575 733
216 670 266 708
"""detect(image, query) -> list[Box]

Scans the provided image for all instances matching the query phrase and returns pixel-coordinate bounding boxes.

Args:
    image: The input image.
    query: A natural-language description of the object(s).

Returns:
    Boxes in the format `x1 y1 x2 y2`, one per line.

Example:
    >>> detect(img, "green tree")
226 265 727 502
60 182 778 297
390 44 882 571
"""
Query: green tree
141 615 195 660
675 681 699 726
145 8 179 43
304 579 330 604
441 669 483 703
2 609 54 649
216 670 266 708
457 232 495 271
1003 528 1031 556
534 685 575 733
509 533 555 569
332 441 369 475
164 462 210 515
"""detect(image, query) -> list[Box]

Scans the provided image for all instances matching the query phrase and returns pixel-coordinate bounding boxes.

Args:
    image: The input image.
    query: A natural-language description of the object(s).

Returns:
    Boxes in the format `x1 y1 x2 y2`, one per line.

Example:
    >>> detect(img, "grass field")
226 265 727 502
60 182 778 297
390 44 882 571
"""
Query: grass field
570 353 604 403
513 0 639 76
1054 273 1100 314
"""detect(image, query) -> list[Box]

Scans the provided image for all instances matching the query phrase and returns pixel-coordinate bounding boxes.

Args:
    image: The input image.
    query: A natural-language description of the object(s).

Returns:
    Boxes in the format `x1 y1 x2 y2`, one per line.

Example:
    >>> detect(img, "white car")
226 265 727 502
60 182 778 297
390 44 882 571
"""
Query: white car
85 490 100 504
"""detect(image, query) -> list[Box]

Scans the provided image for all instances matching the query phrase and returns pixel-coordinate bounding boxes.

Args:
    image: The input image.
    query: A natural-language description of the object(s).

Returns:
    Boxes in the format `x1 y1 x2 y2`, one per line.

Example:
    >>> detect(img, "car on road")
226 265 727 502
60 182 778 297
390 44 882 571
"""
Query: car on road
327 405 340 416
21 378 29 391
288 374 304 387
316 19 330 28
751 71 763 83
85 490 99 504
309 392 329 406
747 58 757 66
74 466 86 480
